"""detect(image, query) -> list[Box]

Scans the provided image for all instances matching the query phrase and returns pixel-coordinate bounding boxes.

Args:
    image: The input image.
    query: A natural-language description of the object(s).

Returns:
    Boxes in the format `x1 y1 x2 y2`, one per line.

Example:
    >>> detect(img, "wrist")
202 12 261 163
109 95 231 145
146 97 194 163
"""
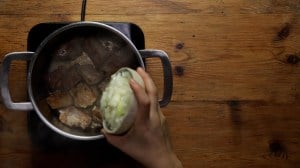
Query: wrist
168 153 183 168
146 151 182 168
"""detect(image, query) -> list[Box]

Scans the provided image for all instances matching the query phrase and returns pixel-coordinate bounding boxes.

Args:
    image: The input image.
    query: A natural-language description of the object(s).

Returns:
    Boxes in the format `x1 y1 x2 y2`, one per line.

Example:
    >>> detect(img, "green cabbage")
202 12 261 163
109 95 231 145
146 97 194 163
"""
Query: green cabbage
100 67 144 134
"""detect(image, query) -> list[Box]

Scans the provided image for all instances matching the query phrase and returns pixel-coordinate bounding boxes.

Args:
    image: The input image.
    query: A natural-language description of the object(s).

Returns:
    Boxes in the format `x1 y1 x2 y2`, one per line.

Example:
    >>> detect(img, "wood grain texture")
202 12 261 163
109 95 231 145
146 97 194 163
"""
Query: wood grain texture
165 102 300 167
1 0 300 167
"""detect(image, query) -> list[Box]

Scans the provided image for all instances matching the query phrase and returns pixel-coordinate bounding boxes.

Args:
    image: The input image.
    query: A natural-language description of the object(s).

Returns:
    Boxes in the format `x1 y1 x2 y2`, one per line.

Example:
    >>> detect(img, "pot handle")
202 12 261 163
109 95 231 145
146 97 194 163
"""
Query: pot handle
0 52 34 110
139 49 173 107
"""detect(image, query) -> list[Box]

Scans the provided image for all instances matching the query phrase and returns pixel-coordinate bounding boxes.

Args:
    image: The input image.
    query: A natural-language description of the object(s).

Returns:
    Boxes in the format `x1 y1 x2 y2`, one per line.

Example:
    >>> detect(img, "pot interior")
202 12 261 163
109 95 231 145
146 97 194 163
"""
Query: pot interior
30 23 142 139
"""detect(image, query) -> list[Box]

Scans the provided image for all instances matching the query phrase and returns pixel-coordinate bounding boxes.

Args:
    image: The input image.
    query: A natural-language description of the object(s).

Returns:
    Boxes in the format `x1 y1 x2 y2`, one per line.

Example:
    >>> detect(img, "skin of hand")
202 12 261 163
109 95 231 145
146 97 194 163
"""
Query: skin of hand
102 67 182 168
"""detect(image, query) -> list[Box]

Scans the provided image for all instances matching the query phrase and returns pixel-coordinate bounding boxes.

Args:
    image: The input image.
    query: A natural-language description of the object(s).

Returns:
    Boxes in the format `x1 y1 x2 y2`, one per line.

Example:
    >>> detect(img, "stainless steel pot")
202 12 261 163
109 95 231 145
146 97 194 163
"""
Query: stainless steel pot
0 21 172 140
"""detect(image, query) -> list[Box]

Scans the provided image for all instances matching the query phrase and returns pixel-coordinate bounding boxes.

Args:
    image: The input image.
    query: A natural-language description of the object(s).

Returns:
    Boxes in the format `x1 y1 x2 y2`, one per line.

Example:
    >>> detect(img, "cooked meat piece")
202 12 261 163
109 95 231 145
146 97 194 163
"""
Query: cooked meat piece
55 37 84 61
78 65 104 85
98 77 110 92
63 65 81 90
84 35 137 73
46 92 73 109
48 61 71 73
71 51 94 66
92 105 102 121
84 37 112 70
47 65 81 91
84 37 106 68
90 122 102 129
114 46 138 66
59 106 92 129
70 83 97 108
47 66 64 91
100 47 139 77
100 35 127 51
91 105 103 129
91 85 100 97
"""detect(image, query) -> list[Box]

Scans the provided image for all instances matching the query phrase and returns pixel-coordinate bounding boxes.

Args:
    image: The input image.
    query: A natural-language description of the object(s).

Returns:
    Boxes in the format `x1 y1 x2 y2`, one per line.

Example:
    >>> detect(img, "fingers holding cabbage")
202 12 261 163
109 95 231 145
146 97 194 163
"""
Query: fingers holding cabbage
101 68 183 168
100 67 145 134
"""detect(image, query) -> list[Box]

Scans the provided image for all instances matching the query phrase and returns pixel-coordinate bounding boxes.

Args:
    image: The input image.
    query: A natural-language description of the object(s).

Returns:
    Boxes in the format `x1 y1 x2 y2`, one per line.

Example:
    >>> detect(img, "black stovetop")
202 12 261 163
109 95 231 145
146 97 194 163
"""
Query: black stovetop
26 22 145 165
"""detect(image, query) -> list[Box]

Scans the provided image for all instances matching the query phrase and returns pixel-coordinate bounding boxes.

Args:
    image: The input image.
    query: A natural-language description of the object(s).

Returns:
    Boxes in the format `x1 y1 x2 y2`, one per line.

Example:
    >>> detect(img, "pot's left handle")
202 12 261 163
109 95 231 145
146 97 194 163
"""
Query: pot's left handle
1 52 34 110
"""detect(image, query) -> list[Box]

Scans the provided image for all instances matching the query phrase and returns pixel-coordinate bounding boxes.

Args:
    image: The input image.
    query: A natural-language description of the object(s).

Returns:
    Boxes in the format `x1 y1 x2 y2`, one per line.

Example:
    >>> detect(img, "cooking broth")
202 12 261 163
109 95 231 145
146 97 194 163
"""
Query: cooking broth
44 34 139 131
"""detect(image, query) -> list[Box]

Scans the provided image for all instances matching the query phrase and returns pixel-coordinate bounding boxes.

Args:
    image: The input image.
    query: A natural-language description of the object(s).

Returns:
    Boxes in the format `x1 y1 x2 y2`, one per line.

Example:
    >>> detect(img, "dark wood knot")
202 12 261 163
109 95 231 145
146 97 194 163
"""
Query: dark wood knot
227 100 242 126
174 66 184 76
286 54 299 65
274 23 291 42
269 140 288 159
175 42 184 50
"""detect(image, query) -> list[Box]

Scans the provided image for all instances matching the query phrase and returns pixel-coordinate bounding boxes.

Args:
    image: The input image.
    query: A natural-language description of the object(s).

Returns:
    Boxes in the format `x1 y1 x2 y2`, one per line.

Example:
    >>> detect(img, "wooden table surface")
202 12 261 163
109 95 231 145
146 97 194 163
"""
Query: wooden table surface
1 0 300 167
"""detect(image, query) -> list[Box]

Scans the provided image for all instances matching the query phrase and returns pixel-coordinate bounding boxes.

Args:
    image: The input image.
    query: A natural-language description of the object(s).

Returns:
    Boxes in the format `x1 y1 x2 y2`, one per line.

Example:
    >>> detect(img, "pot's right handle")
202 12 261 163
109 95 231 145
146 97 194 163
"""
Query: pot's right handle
0 52 34 110
139 49 173 107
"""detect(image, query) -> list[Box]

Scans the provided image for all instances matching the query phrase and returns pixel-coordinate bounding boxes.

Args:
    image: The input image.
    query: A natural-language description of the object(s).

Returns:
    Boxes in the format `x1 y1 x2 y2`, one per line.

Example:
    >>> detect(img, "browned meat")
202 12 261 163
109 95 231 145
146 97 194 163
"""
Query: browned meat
48 65 81 91
83 35 128 69
70 83 97 108
84 37 110 69
49 51 94 72
46 92 73 109
78 65 105 85
91 105 102 129
90 85 100 97
98 77 110 92
46 35 141 131
71 51 94 66
54 37 84 61
102 46 138 74
48 61 71 73
47 67 64 91
114 46 138 66
63 66 82 90
59 106 92 129
84 35 139 79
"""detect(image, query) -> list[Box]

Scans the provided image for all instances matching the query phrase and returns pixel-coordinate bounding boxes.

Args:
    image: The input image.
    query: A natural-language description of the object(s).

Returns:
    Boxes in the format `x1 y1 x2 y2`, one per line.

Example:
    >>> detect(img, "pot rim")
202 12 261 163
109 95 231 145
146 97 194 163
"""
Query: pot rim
27 21 145 140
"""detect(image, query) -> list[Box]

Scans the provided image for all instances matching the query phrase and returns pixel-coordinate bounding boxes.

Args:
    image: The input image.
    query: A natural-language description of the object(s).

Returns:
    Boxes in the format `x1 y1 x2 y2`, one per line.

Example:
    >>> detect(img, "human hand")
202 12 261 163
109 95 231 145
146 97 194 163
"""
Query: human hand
102 67 182 168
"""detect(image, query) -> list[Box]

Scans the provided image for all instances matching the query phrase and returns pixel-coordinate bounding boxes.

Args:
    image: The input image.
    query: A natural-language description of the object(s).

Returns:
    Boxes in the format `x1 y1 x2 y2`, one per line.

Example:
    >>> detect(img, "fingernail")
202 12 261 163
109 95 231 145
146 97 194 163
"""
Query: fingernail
137 67 144 72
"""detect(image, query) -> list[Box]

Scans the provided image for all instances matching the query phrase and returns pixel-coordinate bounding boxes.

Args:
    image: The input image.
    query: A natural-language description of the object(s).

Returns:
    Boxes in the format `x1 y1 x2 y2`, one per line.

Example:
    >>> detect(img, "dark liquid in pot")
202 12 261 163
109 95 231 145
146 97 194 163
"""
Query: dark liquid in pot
44 33 139 132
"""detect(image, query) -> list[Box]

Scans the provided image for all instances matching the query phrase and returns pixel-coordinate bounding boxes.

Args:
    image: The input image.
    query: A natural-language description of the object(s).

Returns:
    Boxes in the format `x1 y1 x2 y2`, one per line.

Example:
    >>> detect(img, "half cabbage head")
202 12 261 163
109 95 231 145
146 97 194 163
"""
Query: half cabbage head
100 67 145 134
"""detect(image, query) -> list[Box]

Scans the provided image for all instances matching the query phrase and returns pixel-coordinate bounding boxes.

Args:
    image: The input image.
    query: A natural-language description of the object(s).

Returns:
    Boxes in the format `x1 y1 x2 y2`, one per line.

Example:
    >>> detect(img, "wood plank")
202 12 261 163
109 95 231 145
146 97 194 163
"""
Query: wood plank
164 102 300 167
1 1 300 167
1 101 300 167
1 13 300 103
1 0 300 15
